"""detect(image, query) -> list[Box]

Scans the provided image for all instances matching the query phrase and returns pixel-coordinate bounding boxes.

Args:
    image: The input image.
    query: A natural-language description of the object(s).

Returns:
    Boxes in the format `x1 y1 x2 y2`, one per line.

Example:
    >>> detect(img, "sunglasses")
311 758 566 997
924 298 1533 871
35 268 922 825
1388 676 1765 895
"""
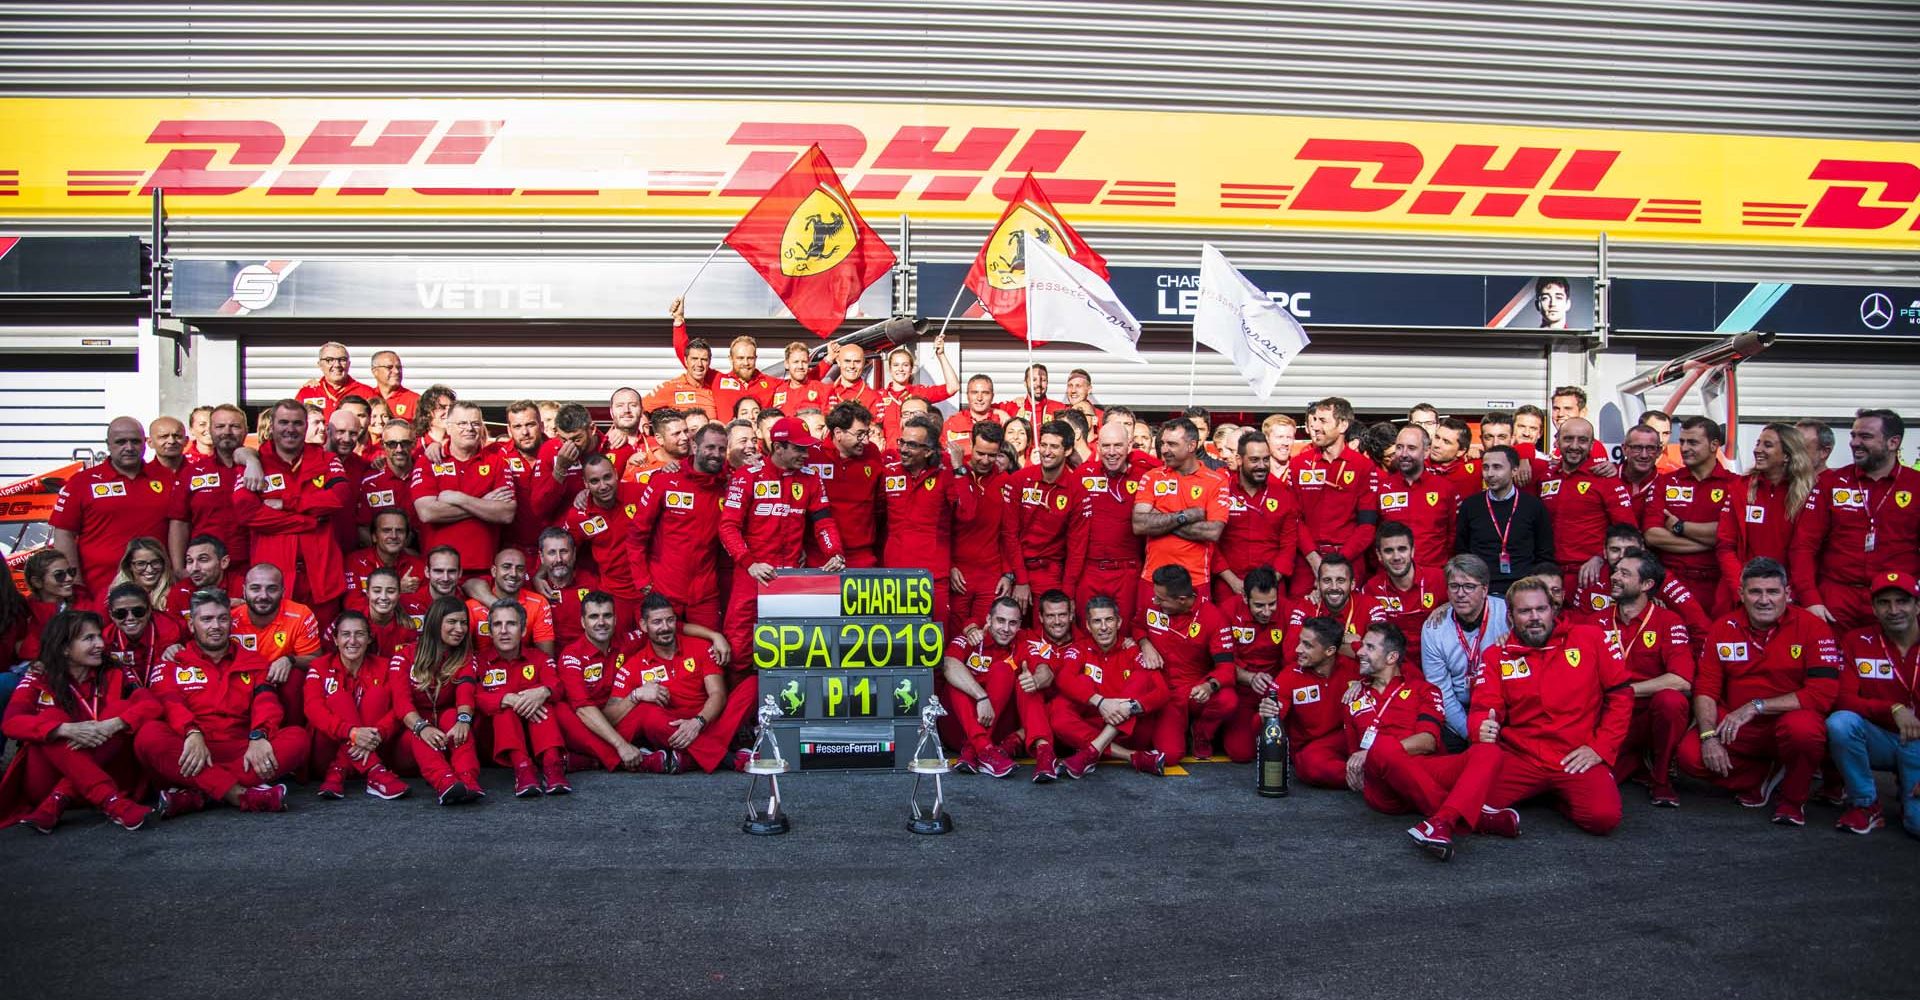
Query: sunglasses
385 439 416 449
110 606 149 621
48 568 75 581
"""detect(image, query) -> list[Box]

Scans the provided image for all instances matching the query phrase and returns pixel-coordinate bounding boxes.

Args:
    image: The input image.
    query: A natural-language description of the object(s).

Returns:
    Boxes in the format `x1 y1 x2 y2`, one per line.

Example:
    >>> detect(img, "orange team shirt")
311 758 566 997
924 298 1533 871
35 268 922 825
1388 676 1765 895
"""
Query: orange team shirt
1137 464 1231 589
229 600 322 664
466 592 557 646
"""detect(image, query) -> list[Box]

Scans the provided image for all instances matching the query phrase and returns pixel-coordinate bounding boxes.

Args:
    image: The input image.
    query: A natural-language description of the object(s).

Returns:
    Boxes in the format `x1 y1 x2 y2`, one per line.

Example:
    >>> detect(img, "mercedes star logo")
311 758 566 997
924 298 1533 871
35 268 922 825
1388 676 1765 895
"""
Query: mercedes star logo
1861 292 1894 330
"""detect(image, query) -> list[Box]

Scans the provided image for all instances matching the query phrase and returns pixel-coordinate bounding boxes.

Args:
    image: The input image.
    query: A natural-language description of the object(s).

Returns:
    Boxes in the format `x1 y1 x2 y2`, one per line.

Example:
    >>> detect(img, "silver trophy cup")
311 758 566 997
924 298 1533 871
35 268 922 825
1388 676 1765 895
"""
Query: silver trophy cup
906 697 955 835
742 695 791 835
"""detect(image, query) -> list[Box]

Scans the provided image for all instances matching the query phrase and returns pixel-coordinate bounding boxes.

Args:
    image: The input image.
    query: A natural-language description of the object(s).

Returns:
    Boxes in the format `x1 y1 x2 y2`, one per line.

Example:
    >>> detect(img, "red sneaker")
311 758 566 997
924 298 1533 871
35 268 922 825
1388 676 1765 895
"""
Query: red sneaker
457 772 487 798
103 796 151 832
364 767 411 800
436 779 477 806
729 748 754 773
1129 749 1166 776
315 766 347 800
22 792 68 835
1649 784 1680 809
997 734 1027 761
976 745 1017 779
541 752 572 795
513 759 541 798
1031 742 1059 783
1408 819 1455 861
1736 766 1785 808
1771 801 1806 827
1190 727 1216 760
952 744 980 774
639 749 671 774
1061 747 1099 779
237 783 288 814
156 786 209 820
1478 805 1521 839
1835 802 1885 835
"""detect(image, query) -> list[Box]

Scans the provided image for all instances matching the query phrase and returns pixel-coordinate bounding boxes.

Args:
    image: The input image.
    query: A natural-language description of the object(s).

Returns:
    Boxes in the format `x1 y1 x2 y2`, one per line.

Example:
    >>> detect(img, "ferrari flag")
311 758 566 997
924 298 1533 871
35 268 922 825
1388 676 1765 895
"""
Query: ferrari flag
724 144 896 338
963 172 1108 341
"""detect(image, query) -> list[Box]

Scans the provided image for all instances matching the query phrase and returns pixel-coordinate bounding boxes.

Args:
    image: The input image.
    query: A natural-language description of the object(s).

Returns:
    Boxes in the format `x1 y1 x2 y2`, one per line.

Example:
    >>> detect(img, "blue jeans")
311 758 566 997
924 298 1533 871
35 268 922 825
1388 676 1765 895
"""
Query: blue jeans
0 662 24 721
1826 710 1920 837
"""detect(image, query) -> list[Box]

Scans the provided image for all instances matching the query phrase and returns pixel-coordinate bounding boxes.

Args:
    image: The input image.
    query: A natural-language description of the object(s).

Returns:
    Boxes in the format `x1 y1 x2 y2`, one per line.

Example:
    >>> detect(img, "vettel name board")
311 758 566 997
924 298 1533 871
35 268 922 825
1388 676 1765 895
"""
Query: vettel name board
2 98 1916 250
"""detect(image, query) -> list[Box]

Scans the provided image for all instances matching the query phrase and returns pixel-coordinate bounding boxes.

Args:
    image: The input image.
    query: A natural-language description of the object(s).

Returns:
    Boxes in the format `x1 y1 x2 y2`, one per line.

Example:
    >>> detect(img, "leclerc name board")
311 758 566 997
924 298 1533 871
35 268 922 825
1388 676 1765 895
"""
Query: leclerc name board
917 262 1594 331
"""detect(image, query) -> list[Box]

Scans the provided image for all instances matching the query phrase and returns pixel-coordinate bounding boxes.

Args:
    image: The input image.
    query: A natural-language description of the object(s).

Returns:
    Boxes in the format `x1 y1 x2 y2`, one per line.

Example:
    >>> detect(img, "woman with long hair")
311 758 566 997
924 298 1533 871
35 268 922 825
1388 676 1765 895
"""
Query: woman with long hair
388 595 483 805
411 384 457 449
101 582 185 687
0 562 32 717
112 536 176 614
0 611 159 832
18 549 84 662
306 610 409 801
1715 422 1817 607
1002 416 1033 472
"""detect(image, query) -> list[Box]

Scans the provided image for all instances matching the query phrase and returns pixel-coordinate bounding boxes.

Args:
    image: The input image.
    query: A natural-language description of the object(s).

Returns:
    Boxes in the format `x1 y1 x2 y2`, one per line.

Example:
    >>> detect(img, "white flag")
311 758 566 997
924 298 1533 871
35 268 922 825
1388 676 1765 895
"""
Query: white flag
1194 243 1310 398
1023 238 1148 363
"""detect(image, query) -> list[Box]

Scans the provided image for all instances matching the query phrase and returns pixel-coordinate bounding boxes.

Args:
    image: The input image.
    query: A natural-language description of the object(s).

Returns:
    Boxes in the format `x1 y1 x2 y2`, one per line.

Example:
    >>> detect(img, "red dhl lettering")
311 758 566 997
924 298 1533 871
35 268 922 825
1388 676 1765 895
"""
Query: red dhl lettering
1287 139 1643 221
140 118 512 197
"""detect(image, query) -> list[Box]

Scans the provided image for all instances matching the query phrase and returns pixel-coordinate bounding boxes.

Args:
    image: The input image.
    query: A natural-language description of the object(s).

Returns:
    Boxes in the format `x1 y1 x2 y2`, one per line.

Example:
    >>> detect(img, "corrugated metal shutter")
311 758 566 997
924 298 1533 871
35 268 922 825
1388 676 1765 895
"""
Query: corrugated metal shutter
963 333 1547 417
0 376 135 480
3 1 1916 284
241 333 690 407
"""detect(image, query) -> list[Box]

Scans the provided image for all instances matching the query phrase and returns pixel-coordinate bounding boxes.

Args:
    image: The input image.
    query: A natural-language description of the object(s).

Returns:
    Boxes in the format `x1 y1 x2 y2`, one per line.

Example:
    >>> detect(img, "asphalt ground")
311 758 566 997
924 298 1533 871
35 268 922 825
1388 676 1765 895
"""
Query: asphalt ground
1 759 1913 1000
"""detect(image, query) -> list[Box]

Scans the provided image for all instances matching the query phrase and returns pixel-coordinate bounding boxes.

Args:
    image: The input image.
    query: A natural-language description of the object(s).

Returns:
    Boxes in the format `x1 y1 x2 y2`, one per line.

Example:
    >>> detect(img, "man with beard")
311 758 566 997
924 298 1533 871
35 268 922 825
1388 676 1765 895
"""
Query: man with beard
52 416 179 597
1791 409 1920 631
1363 522 1446 665
1220 567 1293 764
718 418 845 673
462 547 558 657
412 401 515 576
1136 565 1238 764
532 403 604 524
1828 572 1920 837
357 416 418 546
1284 554 1382 665
555 591 674 774
950 422 1012 633
562 454 645 628
323 407 370 558
996 363 1067 428
1133 418 1229 608
1377 423 1459 570
808 402 886 569
1642 416 1738 614
1067 421 1156 623
1262 616 1361 787
1387 577 1631 860
344 509 424 606
532 528 599 650
168 535 241 619
1615 423 1664 523
475 600 569 797
669 297 776 421
169 403 253 572
1341 623 1446 812
228 563 323 725
941 596 1047 778
623 407 691 483
1214 431 1303 602
647 330 717 423
629 422 730 630
135 589 306 815
1601 549 1694 807
1678 557 1840 826
1002 420 1078 614
1425 417 1481 498
492 399 550 557
610 594 761 773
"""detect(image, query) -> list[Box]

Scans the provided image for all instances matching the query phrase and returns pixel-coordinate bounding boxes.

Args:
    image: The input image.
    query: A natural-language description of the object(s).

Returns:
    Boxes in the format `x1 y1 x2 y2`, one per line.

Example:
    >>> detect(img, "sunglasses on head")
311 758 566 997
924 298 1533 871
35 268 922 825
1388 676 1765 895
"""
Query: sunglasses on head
110 606 149 621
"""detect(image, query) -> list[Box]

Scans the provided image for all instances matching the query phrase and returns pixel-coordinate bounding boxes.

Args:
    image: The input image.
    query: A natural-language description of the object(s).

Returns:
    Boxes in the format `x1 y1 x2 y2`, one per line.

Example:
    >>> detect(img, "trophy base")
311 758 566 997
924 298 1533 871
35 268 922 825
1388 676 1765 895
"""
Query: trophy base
907 812 954 835
743 814 792 836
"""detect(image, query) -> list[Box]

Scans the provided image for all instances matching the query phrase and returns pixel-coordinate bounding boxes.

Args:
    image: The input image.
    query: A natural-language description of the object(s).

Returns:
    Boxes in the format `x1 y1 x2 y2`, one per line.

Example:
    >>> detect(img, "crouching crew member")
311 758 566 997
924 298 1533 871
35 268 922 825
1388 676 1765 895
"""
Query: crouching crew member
1341 622 1446 814
135 588 309 817
607 594 758 774
1261 617 1360 788
389 596 484 806
477 599 570 797
1049 596 1171 778
556 592 673 774
1 611 160 832
303 611 409 801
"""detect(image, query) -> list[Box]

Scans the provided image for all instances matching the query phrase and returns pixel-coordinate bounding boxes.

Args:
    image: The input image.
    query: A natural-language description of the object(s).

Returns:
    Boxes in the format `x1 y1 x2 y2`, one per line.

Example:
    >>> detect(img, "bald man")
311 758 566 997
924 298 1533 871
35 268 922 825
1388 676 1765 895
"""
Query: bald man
149 416 189 475
324 407 372 562
295 341 379 420
1537 416 1636 595
825 343 879 410
1067 421 1156 624
369 349 422 424
229 562 324 725
51 416 179 596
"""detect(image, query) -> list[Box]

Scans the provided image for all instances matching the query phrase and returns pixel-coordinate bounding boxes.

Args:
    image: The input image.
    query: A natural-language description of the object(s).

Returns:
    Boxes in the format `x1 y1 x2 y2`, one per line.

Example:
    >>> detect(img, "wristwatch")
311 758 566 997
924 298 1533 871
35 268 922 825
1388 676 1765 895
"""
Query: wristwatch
1749 699 1766 717
247 728 267 741
1174 510 1190 526
456 711 474 725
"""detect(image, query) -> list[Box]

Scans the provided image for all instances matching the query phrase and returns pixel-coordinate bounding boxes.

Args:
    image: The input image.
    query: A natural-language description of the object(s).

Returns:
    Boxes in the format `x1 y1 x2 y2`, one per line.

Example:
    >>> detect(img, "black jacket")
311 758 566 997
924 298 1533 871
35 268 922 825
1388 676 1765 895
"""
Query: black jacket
1455 488 1556 594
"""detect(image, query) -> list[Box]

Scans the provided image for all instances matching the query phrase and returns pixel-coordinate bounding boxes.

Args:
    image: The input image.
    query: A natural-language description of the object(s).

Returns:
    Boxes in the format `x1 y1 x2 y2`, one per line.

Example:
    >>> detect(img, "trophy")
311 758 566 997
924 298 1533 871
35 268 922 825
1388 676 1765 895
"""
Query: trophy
742 695 792 836
906 698 955 835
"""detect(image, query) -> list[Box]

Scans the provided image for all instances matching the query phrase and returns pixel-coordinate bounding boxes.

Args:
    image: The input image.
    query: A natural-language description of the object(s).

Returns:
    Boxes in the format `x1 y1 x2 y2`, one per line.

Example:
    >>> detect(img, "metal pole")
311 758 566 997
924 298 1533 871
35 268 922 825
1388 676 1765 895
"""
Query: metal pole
677 240 727 301
1594 231 1610 352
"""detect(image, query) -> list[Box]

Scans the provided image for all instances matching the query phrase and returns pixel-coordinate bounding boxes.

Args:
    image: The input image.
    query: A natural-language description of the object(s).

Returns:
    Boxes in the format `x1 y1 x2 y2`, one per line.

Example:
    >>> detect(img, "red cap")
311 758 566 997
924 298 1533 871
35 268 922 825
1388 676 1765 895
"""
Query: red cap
1871 571 1920 599
768 417 820 449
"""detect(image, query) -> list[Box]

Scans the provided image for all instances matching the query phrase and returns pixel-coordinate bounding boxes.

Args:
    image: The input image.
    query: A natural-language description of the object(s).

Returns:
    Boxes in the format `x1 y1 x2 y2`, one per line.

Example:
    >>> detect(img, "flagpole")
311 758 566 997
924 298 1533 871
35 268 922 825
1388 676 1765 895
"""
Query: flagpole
933 280 968 340
1186 332 1199 407
678 240 727 301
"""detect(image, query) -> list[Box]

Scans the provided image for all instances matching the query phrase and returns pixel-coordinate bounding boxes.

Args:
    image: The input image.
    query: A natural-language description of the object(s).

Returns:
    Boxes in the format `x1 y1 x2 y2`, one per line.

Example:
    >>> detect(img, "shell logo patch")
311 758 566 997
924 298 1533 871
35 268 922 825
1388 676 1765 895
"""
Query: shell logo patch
368 489 396 506
1085 662 1104 684
1539 481 1562 498
175 665 209 685
674 391 699 406
1232 626 1254 644
91 481 127 498
235 634 258 650
482 667 508 687
664 490 695 509
1153 479 1178 497
1831 488 1865 509
1146 610 1171 630
966 652 992 673
1292 686 1320 704
1665 485 1695 503
1379 491 1409 511
583 663 605 683
1717 642 1749 661
264 473 287 491
431 463 455 477
1856 658 1893 679
753 481 779 499
1082 476 1107 491
884 475 907 492
191 473 221 491
36 689 56 706
641 665 670 684
1350 695 1375 713
1297 468 1328 487
1499 659 1531 679
1022 487 1046 504
581 515 609 536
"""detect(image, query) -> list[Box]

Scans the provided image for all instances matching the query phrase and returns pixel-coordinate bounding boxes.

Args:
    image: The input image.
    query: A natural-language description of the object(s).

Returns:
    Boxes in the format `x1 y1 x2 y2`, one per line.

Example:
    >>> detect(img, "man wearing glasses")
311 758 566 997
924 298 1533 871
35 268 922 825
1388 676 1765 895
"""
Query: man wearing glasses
880 414 976 624
1615 423 1665 524
368 350 421 425
359 419 419 544
411 401 516 578
1420 554 1511 752
294 342 379 421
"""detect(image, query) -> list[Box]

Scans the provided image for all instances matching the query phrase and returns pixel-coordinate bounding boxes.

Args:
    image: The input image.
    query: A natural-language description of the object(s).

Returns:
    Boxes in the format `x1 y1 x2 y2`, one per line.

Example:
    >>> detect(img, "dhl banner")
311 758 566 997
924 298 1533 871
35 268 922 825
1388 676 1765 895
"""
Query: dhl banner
1 98 1916 250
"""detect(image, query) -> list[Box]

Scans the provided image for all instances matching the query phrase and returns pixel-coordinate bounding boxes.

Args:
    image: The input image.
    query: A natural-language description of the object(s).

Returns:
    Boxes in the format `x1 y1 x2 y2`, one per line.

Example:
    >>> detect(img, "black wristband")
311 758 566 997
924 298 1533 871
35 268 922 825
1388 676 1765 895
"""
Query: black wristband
247 728 267 741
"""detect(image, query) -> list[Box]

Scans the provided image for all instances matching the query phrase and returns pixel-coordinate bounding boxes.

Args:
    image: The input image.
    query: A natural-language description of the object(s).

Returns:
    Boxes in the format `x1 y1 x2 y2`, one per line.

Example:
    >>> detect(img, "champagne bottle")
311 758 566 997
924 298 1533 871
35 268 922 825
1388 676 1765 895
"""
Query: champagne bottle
1256 700 1290 798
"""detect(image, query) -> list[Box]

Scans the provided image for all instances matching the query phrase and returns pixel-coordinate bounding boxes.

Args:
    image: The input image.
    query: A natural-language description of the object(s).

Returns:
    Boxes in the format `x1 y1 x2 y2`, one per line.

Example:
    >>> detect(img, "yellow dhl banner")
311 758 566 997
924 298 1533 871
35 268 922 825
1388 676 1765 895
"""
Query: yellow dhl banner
1 98 1916 249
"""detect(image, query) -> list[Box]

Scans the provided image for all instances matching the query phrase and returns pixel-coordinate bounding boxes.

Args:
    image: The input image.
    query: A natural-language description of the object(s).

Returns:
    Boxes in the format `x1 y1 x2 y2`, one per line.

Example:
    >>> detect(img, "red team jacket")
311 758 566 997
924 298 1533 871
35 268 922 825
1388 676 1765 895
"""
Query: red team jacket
1468 623 1633 770
1694 606 1842 715
718 461 843 568
152 642 286 743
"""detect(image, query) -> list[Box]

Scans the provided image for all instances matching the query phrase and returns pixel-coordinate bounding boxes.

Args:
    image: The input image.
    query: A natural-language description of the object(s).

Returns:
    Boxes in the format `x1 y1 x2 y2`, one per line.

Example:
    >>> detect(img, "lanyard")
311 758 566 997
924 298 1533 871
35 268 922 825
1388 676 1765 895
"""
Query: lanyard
1868 632 1920 702
69 675 102 719
1616 601 1658 649
1453 614 1488 665
1366 680 1407 730
1484 492 1516 560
